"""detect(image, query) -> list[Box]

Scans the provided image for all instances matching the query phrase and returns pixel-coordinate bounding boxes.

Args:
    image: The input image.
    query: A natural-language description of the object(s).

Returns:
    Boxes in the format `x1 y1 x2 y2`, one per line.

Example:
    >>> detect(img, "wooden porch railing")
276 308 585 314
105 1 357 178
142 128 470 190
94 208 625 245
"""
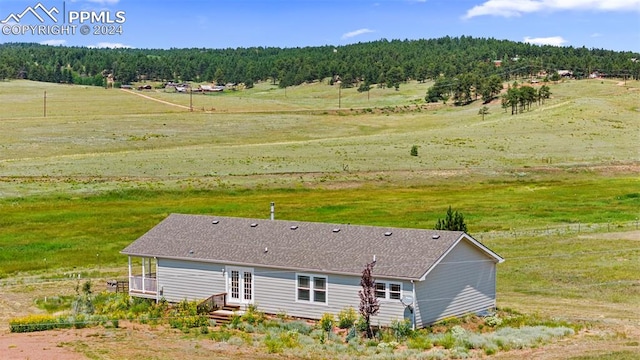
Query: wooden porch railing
197 292 227 314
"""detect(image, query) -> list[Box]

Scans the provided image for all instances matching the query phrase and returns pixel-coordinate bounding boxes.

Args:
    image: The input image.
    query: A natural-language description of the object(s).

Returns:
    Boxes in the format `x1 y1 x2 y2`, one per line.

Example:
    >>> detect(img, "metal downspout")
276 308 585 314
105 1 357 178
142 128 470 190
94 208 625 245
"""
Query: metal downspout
411 280 416 331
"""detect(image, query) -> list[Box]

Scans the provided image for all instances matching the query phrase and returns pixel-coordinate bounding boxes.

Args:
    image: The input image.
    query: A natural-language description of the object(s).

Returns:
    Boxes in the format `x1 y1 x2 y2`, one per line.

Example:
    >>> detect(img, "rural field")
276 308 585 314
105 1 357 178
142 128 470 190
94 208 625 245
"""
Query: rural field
0 78 639 359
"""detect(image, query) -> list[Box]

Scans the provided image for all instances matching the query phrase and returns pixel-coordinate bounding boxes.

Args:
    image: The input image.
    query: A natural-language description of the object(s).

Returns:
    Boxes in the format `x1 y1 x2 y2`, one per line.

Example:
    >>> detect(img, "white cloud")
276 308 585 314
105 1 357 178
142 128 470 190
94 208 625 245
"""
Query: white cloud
341 28 375 40
40 39 67 46
590 32 602 37
89 42 132 48
524 36 567 46
464 0 640 19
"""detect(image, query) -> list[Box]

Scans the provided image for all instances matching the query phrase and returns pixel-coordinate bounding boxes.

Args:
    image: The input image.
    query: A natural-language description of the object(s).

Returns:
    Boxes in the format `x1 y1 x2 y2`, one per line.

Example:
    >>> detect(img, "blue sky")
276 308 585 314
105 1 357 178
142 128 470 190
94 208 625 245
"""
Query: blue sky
1 0 639 52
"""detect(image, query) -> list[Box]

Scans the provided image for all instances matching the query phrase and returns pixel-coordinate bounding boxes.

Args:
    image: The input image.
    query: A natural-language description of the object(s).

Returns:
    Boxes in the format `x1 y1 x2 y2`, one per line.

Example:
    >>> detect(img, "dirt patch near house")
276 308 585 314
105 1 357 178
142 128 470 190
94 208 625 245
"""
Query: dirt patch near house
0 323 284 360
0 329 88 360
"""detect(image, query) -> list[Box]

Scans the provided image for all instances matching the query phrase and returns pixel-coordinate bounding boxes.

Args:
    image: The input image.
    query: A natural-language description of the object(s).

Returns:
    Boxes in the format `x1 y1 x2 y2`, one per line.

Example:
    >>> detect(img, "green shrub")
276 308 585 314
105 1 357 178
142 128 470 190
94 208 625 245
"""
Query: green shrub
200 325 209 335
484 315 503 328
355 316 369 332
264 334 284 354
319 312 334 333
434 332 456 349
390 318 413 341
209 328 233 342
337 306 358 329
276 310 288 320
281 320 313 335
73 314 87 329
228 314 242 328
241 303 265 325
263 329 299 353
407 334 433 350
410 145 419 156
10 314 59 333
345 326 358 343
130 297 153 315
483 343 498 355
168 299 208 329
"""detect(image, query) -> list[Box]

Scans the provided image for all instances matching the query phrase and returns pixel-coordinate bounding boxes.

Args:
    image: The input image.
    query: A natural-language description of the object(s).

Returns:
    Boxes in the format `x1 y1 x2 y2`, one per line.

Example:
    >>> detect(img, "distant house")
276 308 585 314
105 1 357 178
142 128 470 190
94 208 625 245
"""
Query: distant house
120 84 133 89
199 85 225 92
557 70 573 78
121 214 504 328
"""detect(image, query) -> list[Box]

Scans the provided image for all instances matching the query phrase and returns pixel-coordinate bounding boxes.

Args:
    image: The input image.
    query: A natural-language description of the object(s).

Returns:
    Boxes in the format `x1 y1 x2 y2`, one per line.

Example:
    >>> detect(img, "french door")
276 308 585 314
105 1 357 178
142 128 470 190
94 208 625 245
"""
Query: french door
226 266 254 305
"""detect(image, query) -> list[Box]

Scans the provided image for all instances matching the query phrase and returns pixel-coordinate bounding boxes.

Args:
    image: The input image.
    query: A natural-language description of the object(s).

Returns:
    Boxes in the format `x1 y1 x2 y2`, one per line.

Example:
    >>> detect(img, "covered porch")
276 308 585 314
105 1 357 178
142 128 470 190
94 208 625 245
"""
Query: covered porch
127 256 158 299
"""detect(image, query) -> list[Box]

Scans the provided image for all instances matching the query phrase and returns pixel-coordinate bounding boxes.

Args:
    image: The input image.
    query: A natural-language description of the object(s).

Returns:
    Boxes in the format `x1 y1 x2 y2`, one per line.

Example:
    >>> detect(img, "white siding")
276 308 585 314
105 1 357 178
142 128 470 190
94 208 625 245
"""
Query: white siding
157 259 226 302
253 269 411 326
156 259 411 326
255 268 412 325
414 239 497 327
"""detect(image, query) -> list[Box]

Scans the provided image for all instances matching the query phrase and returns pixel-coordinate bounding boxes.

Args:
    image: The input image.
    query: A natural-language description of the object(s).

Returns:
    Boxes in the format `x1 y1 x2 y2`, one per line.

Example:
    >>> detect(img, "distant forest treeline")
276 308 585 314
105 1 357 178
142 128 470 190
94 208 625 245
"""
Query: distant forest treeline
0 36 638 88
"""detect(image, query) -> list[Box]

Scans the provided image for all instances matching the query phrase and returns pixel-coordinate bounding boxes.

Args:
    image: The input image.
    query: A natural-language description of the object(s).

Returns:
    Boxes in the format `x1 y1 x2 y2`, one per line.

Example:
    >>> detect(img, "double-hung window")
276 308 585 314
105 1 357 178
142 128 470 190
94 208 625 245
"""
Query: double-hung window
375 281 402 300
297 274 327 304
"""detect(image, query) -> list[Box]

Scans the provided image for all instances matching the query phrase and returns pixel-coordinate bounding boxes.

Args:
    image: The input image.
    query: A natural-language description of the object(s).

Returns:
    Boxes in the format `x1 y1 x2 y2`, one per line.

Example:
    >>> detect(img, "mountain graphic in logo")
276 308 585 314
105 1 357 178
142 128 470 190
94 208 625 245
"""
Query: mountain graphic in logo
1 2 59 24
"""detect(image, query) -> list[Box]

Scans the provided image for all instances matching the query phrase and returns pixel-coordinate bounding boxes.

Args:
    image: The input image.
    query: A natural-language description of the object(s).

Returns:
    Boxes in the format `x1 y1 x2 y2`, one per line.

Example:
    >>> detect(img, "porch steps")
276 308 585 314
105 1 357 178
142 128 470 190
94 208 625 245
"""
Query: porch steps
207 305 242 325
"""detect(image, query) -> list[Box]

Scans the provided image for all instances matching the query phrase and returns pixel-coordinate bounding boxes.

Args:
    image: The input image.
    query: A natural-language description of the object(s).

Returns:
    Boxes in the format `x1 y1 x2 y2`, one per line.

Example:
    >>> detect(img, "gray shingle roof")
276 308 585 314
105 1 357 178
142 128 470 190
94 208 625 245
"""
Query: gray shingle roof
121 214 502 280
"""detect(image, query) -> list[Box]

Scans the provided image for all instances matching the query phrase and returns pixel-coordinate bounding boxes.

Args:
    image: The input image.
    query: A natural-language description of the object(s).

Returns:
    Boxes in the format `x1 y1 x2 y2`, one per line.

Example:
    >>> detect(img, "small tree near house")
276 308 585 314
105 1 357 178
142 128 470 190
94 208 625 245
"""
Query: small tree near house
359 260 379 338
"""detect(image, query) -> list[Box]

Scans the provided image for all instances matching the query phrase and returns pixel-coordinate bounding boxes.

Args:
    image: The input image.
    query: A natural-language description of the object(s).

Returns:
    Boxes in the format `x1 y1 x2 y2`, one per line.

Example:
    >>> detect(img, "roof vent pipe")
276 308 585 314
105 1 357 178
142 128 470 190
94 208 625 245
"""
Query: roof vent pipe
270 202 275 221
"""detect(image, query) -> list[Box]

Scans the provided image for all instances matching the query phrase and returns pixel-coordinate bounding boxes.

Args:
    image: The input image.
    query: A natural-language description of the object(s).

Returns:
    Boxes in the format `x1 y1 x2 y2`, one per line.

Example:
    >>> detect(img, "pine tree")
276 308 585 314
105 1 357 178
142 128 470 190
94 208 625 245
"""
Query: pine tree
434 206 468 232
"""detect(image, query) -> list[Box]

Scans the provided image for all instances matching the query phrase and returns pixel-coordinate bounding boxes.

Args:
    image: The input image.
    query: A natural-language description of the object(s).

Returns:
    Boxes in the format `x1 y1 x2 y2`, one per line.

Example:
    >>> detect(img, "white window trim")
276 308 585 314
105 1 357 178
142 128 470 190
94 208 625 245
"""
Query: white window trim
375 280 403 301
295 273 328 305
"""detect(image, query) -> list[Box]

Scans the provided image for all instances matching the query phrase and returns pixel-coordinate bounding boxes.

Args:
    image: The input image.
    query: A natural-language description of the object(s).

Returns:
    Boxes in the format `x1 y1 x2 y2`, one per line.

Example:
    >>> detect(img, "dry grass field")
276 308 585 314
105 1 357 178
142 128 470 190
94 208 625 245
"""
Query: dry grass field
0 78 639 359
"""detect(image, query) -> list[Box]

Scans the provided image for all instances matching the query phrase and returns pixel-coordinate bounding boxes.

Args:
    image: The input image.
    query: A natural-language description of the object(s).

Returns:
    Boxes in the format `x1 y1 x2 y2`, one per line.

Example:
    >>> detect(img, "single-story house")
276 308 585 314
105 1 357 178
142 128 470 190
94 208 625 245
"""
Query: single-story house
199 85 225 92
121 214 504 328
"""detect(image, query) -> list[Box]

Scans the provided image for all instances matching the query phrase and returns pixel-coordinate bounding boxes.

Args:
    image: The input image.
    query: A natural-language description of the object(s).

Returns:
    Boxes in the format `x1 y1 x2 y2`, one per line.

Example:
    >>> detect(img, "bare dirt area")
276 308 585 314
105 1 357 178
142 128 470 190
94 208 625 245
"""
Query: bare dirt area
0 323 283 360
0 329 87 360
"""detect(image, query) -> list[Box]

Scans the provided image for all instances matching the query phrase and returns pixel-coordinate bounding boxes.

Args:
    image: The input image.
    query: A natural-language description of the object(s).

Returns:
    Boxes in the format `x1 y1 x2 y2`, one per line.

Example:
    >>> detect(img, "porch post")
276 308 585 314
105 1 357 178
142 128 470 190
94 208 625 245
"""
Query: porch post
142 258 146 293
128 256 132 292
154 257 159 303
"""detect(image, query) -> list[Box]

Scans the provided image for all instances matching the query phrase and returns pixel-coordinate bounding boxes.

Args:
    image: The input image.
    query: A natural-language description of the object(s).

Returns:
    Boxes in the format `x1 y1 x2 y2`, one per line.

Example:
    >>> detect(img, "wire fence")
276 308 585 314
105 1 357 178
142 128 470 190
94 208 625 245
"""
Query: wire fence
475 220 639 242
